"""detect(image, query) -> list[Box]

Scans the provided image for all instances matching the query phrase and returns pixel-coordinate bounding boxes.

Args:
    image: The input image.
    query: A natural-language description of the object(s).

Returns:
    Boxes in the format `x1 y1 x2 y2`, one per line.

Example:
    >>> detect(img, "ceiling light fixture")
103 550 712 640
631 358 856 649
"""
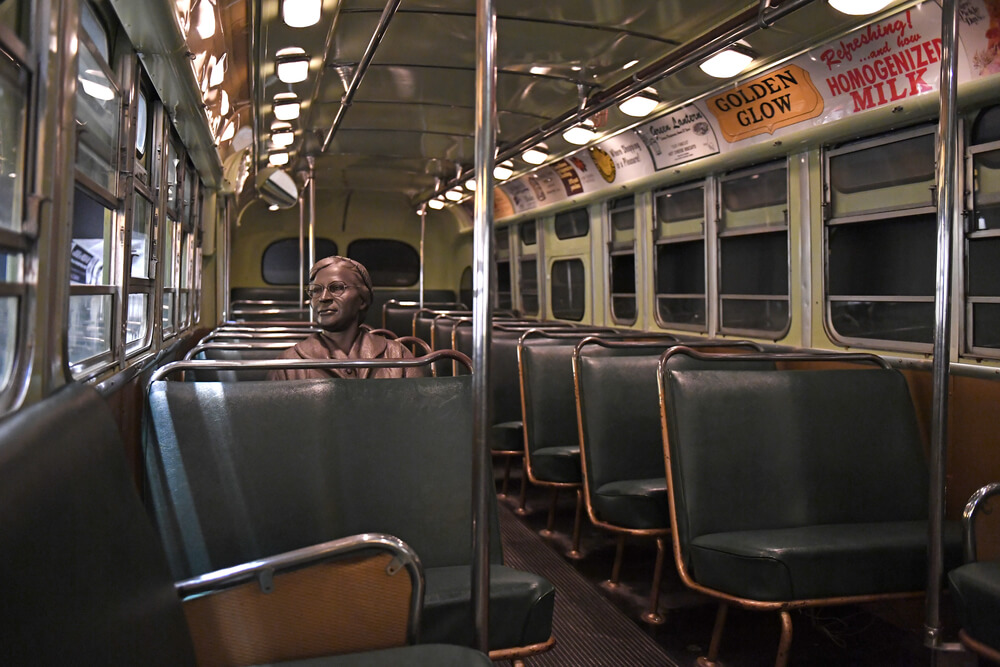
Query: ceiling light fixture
271 123 294 147
521 143 549 165
827 0 893 14
493 160 514 180
464 179 477 191
562 119 597 145
618 87 660 117
427 198 446 210
282 0 321 27
699 46 755 78
273 93 301 121
268 151 289 166
445 188 463 201
276 47 310 84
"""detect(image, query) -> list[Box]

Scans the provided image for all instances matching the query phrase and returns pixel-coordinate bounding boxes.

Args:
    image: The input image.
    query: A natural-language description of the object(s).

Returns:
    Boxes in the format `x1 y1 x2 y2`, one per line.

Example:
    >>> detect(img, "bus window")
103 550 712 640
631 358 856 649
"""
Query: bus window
607 195 636 324
554 207 589 240
718 162 789 337
825 126 936 349
68 186 115 368
654 183 705 331
495 226 511 310
459 266 472 308
551 258 585 321
262 238 338 284
347 239 419 286
518 220 538 315
125 191 154 353
966 105 1000 355
75 7 119 196
0 251 22 393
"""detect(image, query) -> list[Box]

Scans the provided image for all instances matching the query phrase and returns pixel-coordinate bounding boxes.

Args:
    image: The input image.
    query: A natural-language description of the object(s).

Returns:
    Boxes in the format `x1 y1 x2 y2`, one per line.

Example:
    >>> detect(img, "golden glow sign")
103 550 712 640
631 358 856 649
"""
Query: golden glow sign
706 65 824 143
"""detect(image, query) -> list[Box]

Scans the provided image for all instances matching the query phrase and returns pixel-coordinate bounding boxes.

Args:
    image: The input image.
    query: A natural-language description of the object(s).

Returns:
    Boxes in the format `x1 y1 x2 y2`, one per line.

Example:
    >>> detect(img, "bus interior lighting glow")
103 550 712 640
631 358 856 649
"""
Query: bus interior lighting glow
493 160 514 180
275 48 310 83
827 0 893 14
563 119 597 145
273 93 301 120
464 179 476 191
268 151 289 166
699 47 754 78
618 88 659 117
220 119 236 141
521 143 549 165
282 0 321 27
427 198 445 210
271 127 294 148
445 188 463 201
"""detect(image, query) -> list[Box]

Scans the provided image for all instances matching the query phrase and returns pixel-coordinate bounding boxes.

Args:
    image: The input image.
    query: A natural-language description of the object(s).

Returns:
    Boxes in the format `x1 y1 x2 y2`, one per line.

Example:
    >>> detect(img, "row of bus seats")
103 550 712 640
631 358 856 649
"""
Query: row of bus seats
142 352 556 662
454 325 973 667
0 380 492 666
230 288 460 325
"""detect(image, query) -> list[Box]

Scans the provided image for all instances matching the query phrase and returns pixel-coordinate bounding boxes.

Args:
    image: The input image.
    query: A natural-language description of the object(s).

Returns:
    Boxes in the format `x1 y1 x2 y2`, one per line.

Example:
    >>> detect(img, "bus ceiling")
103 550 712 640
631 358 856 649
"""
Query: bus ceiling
110 0 918 204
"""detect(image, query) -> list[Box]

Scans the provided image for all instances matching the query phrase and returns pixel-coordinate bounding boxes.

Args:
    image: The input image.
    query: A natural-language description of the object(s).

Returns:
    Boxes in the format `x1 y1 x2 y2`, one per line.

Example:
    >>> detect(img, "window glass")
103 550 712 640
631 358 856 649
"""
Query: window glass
826 129 936 348
608 195 636 323
554 207 589 239
0 0 24 40
75 36 119 194
828 130 934 218
68 293 112 365
519 257 538 315
496 225 509 248
262 238 338 284
609 195 635 232
655 183 706 330
0 55 27 232
551 258 585 320
125 292 147 348
71 187 113 285
347 239 419 286
719 163 789 335
459 266 473 308
162 218 177 336
166 138 180 214
520 220 537 246
130 192 152 278
966 105 1000 353
135 90 148 161
80 2 109 61
0 295 15 390
496 259 512 310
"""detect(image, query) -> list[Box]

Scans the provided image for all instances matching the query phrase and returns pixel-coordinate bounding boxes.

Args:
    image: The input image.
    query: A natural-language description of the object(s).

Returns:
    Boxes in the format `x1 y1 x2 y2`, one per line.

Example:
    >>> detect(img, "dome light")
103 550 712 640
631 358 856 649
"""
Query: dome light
276 47 310 84
827 0 893 14
521 143 549 165
271 122 294 147
268 151 289 166
699 47 754 78
618 88 660 118
427 198 446 210
464 179 476 191
273 93 301 121
282 0 321 27
493 160 514 180
445 188 463 201
562 119 597 146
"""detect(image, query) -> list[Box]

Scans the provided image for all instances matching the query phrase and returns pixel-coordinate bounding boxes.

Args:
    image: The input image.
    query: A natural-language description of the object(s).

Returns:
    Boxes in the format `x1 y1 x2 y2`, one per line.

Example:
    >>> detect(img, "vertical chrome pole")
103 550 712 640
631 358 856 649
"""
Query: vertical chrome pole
307 156 316 271
419 202 426 308
471 0 496 653
298 184 306 302
925 0 958 650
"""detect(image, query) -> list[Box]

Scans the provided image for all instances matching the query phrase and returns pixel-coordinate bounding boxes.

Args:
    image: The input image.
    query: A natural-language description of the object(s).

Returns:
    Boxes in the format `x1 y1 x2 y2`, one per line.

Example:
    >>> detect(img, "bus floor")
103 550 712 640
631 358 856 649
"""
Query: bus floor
494 469 977 667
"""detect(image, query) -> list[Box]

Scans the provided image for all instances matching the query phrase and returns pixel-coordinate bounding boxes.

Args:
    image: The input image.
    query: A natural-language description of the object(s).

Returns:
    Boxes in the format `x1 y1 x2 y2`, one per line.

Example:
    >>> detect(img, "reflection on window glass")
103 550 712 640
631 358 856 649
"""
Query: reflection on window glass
162 290 175 335
496 259 512 310
551 259 584 320
76 45 119 193
131 193 152 278
80 2 109 61
0 296 15 391
135 90 148 160
0 55 27 232
166 141 179 212
719 166 786 232
125 292 147 347
554 208 589 240
2 249 23 282
519 257 538 314
71 188 113 285
68 293 112 364
0 0 23 40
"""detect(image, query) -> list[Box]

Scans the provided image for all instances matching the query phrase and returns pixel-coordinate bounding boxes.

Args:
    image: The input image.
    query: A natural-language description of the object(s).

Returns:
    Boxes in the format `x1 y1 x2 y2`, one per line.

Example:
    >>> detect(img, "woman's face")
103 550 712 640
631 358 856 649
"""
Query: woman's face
308 262 368 331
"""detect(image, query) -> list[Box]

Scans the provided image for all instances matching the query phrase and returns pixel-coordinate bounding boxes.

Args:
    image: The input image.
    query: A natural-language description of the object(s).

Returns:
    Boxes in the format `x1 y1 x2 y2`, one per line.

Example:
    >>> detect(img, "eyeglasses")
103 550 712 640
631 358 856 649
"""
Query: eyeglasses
305 281 356 299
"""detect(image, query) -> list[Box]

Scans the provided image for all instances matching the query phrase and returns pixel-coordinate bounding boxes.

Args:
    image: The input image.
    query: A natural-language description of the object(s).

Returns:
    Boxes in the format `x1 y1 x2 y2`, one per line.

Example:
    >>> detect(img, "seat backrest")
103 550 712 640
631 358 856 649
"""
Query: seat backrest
188 346 290 381
0 384 197 665
519 336 590 457
145 375 503 581
661 364 928 571
382 301 465 336
369 290 457 326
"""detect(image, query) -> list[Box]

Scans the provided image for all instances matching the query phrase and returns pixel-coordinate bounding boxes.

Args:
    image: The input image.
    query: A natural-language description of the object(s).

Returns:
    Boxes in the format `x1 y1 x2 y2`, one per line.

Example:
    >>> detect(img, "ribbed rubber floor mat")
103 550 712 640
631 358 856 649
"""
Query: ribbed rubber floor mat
498 505 680 667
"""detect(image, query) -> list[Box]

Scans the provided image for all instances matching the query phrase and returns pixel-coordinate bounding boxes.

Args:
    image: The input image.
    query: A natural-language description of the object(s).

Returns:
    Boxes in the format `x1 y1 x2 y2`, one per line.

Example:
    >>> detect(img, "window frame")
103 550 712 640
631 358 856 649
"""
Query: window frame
653 182 708 332
822 124 938 353
964 129 1000 358
606 195 637 325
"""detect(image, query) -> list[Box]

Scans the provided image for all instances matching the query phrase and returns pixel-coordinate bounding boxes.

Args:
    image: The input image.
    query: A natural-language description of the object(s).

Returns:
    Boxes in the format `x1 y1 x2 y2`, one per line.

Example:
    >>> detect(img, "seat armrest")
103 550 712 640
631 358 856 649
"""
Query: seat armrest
177 533 424 664
963 482 1000 563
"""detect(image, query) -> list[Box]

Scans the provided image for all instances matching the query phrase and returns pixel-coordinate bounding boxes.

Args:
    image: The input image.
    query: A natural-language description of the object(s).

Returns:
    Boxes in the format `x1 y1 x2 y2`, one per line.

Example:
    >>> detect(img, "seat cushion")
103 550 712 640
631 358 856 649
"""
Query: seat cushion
949 560 1000 653
421 565 554 651
592 478 669 530
530 445 581 484
690 520 963 601
275 643 492 666
491 421 524 454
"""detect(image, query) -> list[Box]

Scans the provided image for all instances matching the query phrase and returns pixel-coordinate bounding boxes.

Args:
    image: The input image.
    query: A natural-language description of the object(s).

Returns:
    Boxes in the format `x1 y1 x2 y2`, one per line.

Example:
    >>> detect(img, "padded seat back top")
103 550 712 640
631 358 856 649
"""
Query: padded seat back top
661 366 929 571
189 346 289 381
145 376 502 581
382 301 465 337
1 384 197 665
370 290 457 327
